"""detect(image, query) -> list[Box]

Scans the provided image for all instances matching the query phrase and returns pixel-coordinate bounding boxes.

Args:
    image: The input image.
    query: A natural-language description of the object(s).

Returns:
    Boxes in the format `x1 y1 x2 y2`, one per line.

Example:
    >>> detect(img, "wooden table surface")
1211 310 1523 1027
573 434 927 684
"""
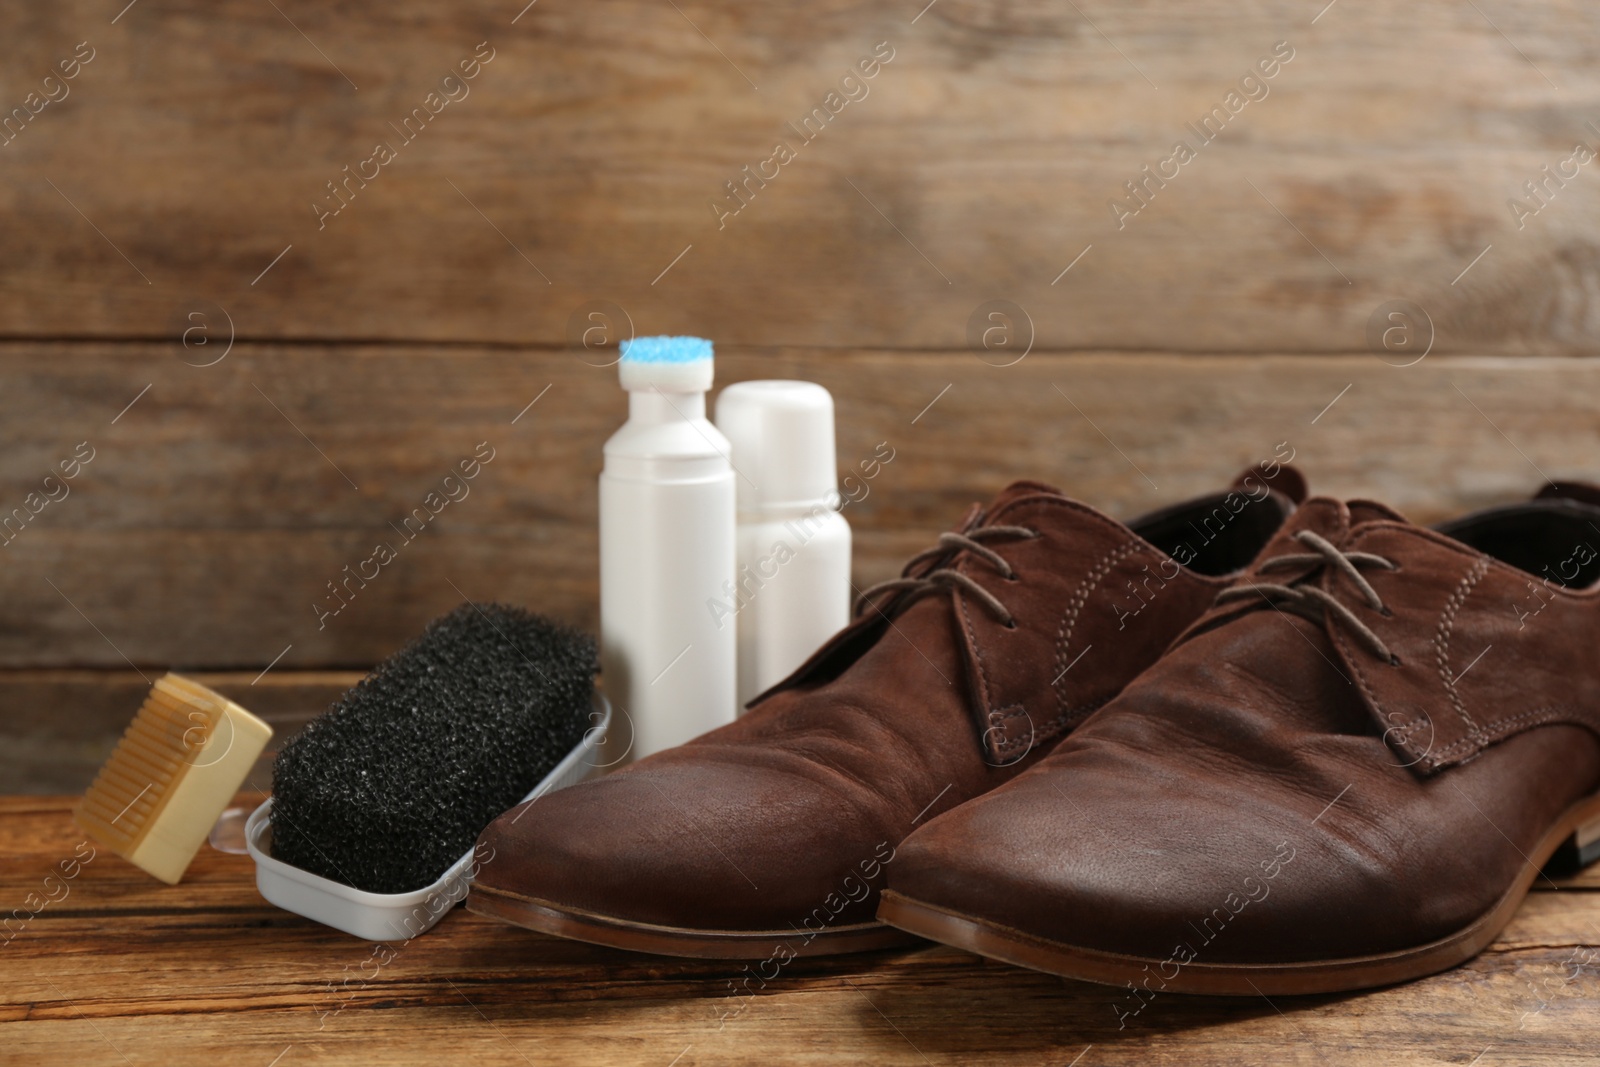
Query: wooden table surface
5 794 1600 1066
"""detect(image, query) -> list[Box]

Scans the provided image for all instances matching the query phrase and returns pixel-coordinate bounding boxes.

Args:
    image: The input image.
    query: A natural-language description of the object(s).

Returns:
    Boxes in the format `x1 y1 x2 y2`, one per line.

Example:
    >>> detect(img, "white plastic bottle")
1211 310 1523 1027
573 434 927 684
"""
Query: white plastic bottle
600 336 737 760
714 381 852 708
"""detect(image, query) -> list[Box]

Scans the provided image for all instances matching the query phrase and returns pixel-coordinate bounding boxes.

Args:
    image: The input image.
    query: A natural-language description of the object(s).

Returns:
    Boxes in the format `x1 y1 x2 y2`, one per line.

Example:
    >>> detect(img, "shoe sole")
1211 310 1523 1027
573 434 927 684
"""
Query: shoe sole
467 883 921 959
877 792 1600 996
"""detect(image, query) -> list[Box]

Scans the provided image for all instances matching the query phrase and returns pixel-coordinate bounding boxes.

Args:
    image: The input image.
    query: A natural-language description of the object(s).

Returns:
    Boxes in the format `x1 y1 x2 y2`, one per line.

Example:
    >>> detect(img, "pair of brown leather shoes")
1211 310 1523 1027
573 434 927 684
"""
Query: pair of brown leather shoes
467 469 1600 997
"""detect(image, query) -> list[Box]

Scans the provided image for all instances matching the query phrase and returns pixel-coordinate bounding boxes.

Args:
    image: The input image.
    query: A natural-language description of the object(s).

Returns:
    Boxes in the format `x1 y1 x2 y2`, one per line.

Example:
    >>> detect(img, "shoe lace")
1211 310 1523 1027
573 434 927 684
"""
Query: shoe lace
1213 529 1400 663
853 525 1039 629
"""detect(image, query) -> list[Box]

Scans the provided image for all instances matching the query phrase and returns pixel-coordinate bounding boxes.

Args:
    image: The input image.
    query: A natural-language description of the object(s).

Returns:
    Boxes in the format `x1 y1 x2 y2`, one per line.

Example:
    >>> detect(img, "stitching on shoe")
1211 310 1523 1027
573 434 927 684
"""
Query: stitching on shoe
1433 554 1491 743
952 500 1104 760
957 560 1042 761
1386 714 1431 740
1054 538 1144 719
1331 527 1600 773
954 578 993 740
1422 704 1567 767
1338 553 1488 771
1010 695 1114 754
989 704 1033 758
1331 620 1398 759
1349 552 1596 773
952 494 1237 761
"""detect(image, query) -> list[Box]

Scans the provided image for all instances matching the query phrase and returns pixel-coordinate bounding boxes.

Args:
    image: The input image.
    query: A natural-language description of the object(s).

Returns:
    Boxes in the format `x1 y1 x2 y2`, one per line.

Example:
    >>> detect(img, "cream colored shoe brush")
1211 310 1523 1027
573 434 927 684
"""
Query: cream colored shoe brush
74 673 271 884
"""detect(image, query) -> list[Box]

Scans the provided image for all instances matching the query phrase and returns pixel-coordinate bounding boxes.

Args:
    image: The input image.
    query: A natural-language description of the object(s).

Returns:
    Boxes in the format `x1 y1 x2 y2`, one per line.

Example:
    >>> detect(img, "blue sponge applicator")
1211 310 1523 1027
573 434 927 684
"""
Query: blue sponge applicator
618 335 714 392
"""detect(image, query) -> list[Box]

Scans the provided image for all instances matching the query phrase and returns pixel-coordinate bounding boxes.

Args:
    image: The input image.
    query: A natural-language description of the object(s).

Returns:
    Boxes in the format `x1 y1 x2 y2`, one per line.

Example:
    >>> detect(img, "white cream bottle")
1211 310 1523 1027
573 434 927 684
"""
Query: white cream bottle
600 337 737 760
714 381 852 708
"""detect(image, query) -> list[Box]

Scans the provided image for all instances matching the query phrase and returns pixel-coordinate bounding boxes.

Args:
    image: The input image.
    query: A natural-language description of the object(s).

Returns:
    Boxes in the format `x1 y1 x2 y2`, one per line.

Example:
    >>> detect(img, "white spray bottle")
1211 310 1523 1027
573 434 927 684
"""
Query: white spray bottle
599 336 737 760
714 381 852 707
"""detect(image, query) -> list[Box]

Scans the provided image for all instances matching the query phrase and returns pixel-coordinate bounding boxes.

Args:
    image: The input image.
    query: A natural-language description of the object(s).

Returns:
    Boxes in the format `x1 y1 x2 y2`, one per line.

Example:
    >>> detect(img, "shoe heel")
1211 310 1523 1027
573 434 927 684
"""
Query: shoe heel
1575 809 1600 869
1545 802 1600 876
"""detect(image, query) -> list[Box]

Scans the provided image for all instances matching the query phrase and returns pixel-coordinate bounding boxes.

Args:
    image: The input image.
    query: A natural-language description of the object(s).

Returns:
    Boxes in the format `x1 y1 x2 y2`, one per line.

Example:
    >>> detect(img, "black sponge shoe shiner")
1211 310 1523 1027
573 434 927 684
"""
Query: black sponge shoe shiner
246 602 607 940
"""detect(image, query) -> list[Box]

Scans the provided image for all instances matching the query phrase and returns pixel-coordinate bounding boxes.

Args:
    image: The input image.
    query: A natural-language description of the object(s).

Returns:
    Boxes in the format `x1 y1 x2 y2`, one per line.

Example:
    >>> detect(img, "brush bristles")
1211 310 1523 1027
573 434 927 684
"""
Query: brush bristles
75 674 272 883
270 603 598 894
75 676 222 848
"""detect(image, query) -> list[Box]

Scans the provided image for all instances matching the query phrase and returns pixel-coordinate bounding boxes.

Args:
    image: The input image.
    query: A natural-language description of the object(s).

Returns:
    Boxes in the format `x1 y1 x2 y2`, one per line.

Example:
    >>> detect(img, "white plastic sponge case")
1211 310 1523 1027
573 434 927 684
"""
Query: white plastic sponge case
618 335 715 392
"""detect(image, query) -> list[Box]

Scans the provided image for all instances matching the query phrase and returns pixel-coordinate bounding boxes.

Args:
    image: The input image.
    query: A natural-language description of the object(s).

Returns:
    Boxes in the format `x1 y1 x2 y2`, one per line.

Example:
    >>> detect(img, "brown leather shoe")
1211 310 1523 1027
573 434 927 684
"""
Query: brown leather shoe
466 467 1303 958
879 490 1600 997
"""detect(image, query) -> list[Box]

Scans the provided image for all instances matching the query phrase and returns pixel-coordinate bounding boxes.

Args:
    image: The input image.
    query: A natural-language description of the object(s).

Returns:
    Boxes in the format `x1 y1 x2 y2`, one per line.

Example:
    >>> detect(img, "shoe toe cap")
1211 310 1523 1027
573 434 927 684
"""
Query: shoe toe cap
473 750 896 934
885 759 1354 965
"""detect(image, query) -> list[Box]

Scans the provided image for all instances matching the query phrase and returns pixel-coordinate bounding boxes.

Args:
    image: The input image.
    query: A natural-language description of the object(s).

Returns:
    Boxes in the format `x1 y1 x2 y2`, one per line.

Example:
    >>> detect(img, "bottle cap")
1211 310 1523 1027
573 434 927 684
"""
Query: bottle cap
714 380 839 513
618 335 714 392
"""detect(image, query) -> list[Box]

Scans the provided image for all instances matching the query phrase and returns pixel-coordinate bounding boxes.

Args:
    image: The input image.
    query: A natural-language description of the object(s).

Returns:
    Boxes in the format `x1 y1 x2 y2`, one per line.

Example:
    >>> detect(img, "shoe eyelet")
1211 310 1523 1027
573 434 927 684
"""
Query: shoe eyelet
1388 653 1403 667
1003 620 1018 630
1379 606 1394 618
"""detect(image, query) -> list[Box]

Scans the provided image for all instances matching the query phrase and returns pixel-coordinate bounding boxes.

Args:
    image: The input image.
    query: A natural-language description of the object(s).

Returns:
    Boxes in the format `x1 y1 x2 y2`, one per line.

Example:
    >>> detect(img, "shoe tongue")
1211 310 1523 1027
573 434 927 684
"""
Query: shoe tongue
989 479 1063 506
1347 499 1410 527
1235 497 1411 573
1271 496 1410 544
972 480 1063 523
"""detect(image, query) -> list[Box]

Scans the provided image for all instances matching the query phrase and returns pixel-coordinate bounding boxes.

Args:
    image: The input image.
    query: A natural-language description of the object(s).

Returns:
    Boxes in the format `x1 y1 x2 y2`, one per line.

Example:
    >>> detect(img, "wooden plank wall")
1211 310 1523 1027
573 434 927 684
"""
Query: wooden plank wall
4 0 1599 790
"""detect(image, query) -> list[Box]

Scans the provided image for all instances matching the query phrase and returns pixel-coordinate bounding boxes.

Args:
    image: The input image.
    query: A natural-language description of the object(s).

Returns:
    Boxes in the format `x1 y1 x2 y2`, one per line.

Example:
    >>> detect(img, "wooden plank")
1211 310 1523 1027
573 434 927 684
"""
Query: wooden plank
0 672 355 794
3 342 1600 669
3 796 1600 1066
0 2 1597 352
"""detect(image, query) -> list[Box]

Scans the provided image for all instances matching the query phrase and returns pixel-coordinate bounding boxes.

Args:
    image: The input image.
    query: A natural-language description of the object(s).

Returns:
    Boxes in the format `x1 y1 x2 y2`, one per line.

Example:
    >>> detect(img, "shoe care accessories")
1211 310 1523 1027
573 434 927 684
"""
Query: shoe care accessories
879 489 1600 996
251 603 601 939
248 698 607 941
466 468 1305 958
74 674 272 885
713 380 851 708
601 336 737 758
